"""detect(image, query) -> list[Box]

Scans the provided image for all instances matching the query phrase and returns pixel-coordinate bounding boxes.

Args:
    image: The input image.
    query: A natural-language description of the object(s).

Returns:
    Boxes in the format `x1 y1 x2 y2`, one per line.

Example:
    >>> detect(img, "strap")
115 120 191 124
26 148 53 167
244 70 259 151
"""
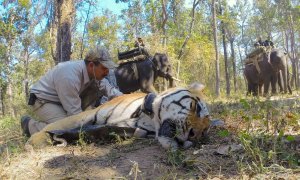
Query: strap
141 93 156 116
131 63 139 80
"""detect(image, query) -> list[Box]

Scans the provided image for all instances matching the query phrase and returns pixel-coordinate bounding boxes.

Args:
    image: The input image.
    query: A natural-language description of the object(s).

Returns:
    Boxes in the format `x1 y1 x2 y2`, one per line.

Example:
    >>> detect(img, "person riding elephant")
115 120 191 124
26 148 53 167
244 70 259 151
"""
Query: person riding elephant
254 36 264 48
244 36 269 74
263 36 275 63
134 37 150 57
244 37 266 74
263 36 274 48
244 48 291 96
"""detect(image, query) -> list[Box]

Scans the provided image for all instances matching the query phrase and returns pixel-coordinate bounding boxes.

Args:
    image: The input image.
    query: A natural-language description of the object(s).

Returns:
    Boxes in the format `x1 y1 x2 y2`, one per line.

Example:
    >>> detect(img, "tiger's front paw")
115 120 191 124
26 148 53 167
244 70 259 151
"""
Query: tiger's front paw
157 136 178 151
133 128 148 138
183 140 194 149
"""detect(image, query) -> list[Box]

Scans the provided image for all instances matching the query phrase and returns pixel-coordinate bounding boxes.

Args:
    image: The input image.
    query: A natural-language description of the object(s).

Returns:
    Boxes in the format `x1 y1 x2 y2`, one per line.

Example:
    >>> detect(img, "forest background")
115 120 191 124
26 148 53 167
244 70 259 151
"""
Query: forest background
0 0 299 122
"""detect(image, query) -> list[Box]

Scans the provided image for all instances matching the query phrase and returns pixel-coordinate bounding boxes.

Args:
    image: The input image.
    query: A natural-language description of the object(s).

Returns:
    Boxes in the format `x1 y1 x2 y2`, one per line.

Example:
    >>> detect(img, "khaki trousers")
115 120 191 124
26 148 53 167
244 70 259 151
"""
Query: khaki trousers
28 99 67 135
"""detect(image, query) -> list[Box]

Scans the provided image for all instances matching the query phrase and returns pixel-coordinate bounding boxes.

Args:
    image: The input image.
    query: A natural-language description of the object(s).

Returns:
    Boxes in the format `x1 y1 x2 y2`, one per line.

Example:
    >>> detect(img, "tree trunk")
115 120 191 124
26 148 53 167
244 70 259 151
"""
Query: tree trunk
161 0 168 47
176 60 181 83
290 30 297 89
55 0 74 63
222 29 230 96
212 0 220 97
178 0 199 60
24 43 30 99
288 13 299 89
284 31 292 88
80 2 91 59
220 5 230 96
295 59 299 88
230 39 237 92
0 87 3 117
5 40 16 118
7 80 16 118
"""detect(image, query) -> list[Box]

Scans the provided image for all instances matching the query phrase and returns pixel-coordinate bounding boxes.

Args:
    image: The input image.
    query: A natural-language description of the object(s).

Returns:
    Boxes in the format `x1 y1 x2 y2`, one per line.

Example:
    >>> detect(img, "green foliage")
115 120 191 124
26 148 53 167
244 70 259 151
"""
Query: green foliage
286 135 295 142
0 116 16 129
87 11 120 47
240 99 250 109
77 128 87 147
109 132 123 144
166 150 186 167
231 96 300 172
0 116 25 161
18 0 31 9
217 129 230 137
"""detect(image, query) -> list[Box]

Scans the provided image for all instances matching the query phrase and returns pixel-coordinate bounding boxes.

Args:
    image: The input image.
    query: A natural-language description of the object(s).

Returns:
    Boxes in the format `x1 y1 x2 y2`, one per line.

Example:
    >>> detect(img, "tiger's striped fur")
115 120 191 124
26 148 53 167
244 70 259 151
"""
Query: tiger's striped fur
26 83 210 150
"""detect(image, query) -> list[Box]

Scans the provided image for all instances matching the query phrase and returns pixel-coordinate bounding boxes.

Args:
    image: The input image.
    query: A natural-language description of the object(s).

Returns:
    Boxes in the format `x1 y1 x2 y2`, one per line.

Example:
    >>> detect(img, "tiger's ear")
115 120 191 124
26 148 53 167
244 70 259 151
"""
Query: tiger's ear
188 82 205 99
189 82 205 91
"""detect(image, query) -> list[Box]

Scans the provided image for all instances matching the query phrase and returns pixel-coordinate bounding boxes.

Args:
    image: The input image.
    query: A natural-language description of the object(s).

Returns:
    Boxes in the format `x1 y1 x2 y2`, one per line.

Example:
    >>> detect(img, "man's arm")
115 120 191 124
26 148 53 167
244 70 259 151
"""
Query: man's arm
98 78 123 100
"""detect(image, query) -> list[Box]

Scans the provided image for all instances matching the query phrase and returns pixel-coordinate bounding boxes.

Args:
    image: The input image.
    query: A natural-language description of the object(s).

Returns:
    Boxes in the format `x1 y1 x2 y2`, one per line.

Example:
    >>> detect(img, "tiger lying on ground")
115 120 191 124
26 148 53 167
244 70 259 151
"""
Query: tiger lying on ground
26 82 210 150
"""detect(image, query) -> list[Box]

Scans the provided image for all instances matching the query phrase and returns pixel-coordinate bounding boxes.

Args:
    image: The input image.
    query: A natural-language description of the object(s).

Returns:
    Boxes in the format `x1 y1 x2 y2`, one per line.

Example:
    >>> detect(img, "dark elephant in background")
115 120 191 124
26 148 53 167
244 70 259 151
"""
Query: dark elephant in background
271 50 292 94
244 49 292 96
115 53 175 93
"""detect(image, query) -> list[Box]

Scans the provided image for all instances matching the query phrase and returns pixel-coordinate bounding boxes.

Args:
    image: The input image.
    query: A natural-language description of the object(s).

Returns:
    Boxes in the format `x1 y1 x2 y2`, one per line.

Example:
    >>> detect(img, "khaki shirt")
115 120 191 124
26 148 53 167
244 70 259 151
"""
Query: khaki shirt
30 60 121 116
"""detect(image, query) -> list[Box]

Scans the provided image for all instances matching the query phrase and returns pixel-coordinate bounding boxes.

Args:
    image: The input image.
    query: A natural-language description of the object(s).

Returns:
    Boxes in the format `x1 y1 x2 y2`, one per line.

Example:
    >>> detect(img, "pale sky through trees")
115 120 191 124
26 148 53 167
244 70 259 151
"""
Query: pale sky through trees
95 0 239 14
96 0 127 15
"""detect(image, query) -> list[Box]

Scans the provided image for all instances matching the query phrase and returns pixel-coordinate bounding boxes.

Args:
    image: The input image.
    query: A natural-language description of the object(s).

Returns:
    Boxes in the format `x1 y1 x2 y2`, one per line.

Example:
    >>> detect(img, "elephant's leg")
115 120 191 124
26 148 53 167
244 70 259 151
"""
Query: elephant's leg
247 83 252 95
141 77 157 93
248 83 255 96
281 67 288 93
143 84 157 94
263 78 271 96
277 71 284 93
258 84 263 96
271 73 278 95
253 83 259 96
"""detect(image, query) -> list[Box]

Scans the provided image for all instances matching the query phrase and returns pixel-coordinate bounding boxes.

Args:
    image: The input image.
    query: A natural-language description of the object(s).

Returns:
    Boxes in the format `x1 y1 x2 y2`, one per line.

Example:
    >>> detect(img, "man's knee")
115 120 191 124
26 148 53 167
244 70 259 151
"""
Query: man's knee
29 102 68 135
28 118 47 135
33 101 67 123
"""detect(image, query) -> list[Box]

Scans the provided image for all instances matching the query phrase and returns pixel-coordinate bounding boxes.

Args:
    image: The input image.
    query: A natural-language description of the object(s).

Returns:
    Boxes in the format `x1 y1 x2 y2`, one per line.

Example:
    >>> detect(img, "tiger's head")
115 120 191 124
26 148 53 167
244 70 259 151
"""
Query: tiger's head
153 82 211 150
187 82 210 142
187 101 210 142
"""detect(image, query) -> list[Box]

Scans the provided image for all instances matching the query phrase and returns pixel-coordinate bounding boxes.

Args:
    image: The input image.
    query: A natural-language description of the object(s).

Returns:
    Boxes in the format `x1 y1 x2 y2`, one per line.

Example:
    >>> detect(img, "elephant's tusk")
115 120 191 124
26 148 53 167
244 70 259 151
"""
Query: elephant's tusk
171 76 181 82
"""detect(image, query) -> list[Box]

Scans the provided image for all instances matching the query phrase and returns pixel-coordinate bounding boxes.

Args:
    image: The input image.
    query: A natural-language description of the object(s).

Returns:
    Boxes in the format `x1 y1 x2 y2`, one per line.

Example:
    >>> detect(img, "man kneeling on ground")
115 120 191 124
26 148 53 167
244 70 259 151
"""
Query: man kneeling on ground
21 47 122 137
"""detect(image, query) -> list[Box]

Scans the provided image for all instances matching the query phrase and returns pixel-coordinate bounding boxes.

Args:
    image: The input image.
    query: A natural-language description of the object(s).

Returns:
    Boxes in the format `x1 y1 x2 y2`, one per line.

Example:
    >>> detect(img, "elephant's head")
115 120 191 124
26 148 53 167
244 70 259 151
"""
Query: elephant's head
270 49 292 94
152 53 175 88
270 49 287 71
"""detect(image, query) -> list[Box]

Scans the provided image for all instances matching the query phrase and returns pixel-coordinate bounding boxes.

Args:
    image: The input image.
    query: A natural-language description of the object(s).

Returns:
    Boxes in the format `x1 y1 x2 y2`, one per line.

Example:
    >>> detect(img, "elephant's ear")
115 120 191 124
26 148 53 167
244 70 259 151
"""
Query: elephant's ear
153 54 161 70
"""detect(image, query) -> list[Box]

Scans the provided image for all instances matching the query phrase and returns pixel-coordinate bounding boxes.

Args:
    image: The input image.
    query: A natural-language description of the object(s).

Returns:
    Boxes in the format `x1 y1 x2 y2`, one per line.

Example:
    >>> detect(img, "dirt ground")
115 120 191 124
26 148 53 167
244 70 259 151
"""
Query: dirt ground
1 125 299 180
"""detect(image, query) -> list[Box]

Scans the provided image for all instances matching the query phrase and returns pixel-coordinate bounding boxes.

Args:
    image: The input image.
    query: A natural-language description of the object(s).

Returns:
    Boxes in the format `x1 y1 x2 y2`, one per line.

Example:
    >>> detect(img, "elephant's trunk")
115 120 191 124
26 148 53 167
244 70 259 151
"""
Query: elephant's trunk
165 73 176 88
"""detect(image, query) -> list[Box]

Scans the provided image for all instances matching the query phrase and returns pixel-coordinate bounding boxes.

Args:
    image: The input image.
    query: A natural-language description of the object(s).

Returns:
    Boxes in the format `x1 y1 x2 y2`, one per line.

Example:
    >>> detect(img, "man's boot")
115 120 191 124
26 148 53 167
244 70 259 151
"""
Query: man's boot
21 115 31 137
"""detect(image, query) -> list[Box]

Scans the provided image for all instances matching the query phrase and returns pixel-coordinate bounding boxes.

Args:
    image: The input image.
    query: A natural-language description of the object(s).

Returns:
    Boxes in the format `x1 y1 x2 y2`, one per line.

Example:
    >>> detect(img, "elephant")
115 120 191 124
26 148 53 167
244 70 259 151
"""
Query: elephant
270 50 292 94
115 53 175 94
244 49 292 96
89 53 176 108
